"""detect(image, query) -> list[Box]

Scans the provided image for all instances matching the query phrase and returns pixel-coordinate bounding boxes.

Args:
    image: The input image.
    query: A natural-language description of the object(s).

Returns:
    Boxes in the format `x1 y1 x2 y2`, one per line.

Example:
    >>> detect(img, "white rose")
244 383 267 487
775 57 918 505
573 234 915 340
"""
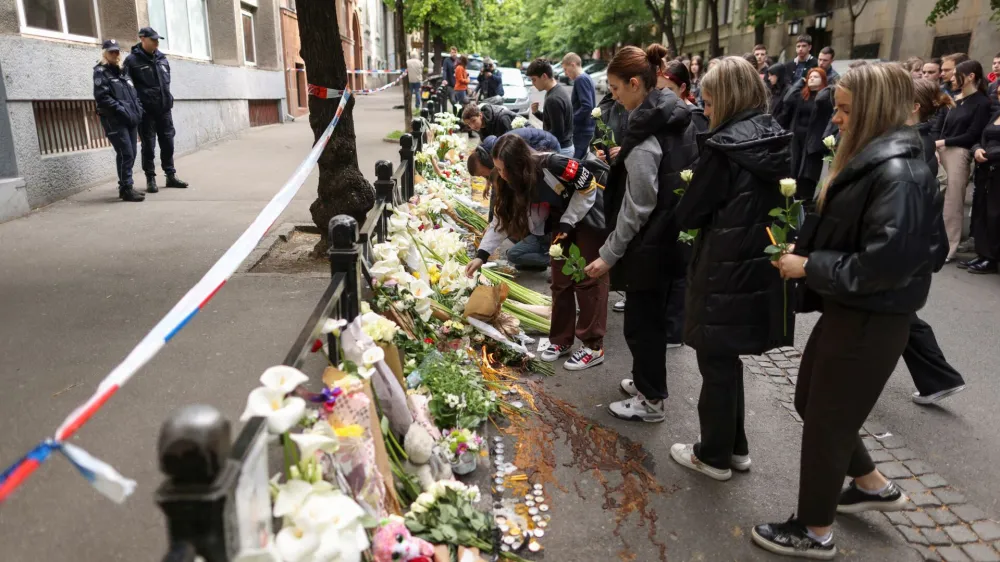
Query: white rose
591 107 602 119
549 244 564 259
779 178 797 198
823 135 837 150
679 169 694 183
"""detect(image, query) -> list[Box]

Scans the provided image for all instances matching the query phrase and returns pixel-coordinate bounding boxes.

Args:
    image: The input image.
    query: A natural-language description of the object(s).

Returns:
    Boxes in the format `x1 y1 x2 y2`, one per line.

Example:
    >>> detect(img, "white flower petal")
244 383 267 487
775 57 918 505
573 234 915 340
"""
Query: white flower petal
273 479 314 518
241 387 284 421
361 346 385 366
290 432 339 459
275 525 320 562
259 366 309 393
265 396 307 434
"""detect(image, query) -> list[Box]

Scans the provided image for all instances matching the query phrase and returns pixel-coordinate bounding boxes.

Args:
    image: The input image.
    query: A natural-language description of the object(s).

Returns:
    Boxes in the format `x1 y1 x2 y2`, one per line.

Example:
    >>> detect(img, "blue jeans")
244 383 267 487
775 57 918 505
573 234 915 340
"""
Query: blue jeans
507 233 550 268
573 132 593 159
558 145 575 158
410 82 422 108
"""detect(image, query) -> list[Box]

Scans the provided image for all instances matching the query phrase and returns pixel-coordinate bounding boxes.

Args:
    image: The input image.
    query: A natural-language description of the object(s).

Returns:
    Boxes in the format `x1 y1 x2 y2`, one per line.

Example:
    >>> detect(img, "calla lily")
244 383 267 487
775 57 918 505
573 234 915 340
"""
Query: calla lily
361 346 385 366
294 491 366 533
314 522 369 562
322 318 348 336
241 387 307 434
290 432 339 459
273 479 314 518
275 524 320 562
260 365 309 394
356 364 376 379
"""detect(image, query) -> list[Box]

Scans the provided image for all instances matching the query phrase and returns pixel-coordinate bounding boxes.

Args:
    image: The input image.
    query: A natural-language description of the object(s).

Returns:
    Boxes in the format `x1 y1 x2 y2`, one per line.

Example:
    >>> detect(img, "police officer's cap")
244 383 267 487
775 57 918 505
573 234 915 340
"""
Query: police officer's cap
138 27 164 40
102 39 120 52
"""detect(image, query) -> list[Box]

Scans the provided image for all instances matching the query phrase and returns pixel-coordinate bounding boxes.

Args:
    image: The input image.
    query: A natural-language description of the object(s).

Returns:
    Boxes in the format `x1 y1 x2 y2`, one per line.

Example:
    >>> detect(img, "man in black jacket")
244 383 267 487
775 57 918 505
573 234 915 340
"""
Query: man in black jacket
462 103 517 139
124 27 189 193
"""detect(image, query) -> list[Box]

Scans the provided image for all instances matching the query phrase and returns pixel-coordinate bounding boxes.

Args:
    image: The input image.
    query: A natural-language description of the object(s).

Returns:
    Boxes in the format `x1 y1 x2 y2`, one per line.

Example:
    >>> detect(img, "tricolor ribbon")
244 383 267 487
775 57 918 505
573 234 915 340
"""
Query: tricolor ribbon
0 91 354 505
308 71 407 99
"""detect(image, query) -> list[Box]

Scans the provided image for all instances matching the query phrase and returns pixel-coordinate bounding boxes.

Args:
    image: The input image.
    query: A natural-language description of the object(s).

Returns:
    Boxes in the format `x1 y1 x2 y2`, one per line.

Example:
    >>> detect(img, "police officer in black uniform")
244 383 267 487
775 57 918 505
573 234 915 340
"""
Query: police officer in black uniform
124 27 189 193
94 39 145 202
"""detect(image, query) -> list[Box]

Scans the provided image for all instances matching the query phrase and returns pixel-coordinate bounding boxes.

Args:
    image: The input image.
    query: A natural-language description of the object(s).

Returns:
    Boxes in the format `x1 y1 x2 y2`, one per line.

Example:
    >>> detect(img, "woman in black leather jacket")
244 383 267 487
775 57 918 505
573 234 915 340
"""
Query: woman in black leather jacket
754 63 940 560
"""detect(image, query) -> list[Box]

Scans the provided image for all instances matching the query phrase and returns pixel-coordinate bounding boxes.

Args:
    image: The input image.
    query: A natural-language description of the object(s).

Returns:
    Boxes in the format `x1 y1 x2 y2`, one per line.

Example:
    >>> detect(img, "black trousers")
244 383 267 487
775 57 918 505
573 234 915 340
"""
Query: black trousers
101 118 138 189
625 283 672 401
693 352 749 470
795 301 910 526
140 110 176 177
665 275 686 345
904 314 965 396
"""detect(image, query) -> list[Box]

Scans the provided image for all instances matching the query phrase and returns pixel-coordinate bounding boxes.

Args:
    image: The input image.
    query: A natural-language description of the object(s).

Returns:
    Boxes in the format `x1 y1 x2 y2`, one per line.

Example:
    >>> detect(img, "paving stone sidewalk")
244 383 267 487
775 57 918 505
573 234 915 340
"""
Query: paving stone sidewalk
742 349 1000 562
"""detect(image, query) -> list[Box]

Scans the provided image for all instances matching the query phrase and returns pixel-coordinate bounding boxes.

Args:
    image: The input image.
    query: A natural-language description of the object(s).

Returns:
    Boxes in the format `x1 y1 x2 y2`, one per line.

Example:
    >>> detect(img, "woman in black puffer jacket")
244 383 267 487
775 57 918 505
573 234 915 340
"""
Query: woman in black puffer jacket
754 63 941 560
670 56 793 481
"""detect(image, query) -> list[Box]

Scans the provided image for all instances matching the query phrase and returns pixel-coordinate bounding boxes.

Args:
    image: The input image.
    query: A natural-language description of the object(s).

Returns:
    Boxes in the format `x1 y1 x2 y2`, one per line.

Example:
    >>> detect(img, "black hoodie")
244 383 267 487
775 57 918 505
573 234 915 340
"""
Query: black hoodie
123 44 173 115
676 110 794 355
478 103 518 138
599 87 699 291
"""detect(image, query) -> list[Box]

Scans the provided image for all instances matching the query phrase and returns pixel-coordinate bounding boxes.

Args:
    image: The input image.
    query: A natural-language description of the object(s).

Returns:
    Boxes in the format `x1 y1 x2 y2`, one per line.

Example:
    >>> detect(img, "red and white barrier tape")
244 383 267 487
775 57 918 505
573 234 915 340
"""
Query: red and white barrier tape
0 91 354 505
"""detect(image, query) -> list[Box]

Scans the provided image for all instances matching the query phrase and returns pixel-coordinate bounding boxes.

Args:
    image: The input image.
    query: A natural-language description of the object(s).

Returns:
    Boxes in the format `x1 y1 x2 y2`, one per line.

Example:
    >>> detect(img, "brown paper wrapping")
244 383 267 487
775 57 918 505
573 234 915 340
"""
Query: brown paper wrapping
378 342 406 389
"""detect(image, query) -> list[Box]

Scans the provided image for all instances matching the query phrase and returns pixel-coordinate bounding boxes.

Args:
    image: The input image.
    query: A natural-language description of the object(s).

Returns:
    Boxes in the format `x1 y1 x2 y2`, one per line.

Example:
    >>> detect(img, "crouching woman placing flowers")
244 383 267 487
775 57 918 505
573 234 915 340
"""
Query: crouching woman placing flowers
465 134 611 370
754 63 941 560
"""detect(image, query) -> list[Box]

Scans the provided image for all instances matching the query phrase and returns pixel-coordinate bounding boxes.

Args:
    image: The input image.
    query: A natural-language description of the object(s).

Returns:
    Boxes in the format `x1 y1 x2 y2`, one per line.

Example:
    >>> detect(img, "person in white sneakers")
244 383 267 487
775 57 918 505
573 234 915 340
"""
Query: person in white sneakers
465 135 610 371
584 44 699 423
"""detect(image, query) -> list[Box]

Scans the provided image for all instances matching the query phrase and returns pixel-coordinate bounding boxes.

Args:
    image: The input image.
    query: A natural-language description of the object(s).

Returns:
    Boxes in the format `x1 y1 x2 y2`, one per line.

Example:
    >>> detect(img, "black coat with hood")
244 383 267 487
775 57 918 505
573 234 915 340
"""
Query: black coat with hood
794 127 940 315
600 87 699 291
676 110 794 355
93 62 143 128
479 103 518 139
767 63 790 121
591 92 630 153
123 44 173 115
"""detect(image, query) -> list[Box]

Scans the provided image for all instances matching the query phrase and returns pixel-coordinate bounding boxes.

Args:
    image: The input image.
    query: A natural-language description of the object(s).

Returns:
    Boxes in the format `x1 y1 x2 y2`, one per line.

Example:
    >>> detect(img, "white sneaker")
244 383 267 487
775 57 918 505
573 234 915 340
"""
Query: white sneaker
670 443 732 481
613 298 626 313
564 347 605 371
912 385 965 405
620 379 638 397
608 394 666 422
731 454 752 472
540 343 571 362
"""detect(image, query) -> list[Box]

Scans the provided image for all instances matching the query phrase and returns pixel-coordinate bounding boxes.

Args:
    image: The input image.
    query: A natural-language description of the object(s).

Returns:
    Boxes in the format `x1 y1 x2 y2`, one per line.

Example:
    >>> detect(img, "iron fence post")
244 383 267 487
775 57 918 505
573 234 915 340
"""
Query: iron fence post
411 117 424 153
399 134 415 201
374 160 395 241
328 215 361 326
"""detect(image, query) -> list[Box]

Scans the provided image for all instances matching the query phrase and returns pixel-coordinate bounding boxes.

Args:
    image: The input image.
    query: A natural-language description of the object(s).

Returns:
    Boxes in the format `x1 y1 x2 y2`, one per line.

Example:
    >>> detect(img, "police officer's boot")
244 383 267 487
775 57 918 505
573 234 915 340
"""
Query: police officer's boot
166 174 189 189
119 186 146 202
146 176 159 193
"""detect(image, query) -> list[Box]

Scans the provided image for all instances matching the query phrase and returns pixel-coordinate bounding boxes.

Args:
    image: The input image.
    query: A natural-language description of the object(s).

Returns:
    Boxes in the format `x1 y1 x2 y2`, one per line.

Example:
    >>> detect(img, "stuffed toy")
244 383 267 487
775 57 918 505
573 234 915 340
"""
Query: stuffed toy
372 516 435 562
400 423 452 490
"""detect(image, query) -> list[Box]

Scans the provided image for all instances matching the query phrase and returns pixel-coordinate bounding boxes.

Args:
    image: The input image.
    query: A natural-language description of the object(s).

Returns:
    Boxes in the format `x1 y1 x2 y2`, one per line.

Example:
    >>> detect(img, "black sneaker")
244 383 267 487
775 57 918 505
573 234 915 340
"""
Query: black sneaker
836 480 908 514
146 176 159 193
752 518 837 560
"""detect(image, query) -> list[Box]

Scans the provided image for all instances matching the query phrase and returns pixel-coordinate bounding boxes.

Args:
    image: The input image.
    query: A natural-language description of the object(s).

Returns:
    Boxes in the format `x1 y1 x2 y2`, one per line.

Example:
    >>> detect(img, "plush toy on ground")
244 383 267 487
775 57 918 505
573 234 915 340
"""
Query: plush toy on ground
373 516 436 562
400 423 452 490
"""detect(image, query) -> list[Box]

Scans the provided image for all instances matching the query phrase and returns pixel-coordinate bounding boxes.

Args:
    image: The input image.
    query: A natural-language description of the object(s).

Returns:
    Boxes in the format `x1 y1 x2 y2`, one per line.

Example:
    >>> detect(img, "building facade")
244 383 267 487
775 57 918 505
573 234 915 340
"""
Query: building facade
0 0 286 220
676 0 1000 69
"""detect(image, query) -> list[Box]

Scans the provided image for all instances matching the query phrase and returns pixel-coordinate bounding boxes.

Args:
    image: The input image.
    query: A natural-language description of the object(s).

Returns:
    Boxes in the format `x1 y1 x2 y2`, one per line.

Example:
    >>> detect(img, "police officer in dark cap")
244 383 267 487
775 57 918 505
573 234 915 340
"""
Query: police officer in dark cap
94 39 145 202
124 27 190 193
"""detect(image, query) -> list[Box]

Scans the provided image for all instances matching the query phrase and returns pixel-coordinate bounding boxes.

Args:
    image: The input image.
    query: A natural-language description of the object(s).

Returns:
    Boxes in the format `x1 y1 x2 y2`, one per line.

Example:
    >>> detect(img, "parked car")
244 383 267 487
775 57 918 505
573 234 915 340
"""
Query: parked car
499 67 531 116
466 55 484 89
558 59 608 85
591 69 608 95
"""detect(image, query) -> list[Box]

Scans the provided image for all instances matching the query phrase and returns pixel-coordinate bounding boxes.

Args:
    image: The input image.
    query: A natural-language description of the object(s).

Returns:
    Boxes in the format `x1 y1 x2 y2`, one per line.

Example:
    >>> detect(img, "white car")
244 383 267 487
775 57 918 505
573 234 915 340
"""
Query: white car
591 69 609 95
499 67 531 116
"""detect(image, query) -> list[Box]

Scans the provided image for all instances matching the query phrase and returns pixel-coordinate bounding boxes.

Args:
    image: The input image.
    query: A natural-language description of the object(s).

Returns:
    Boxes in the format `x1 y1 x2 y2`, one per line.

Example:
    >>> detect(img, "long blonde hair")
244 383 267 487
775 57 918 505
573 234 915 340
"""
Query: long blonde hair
698 56 769 129
100 50 121 68
821 63 914 205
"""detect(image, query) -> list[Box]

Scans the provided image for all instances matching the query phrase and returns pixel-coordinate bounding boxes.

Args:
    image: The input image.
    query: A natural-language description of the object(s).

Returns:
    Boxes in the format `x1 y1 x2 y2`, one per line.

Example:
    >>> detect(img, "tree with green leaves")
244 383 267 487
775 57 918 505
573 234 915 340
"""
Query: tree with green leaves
744 0 795 45
926 0 1000 25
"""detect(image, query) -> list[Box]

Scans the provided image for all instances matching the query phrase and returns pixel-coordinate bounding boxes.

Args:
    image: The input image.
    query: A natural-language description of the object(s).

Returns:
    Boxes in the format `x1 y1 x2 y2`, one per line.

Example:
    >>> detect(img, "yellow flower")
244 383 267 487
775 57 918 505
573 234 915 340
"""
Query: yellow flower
412 271 421 279
333 424 365 439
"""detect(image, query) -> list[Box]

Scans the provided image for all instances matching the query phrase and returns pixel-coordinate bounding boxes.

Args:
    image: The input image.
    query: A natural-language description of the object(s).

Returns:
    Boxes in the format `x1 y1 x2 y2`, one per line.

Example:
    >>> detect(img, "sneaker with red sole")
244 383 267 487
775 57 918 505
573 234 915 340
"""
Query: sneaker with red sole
564 347 605 371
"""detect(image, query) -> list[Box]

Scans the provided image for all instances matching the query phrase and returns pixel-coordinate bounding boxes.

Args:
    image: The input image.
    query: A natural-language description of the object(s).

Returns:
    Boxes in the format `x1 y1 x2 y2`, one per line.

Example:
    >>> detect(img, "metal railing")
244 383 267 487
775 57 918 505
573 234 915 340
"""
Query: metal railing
155 119 427 562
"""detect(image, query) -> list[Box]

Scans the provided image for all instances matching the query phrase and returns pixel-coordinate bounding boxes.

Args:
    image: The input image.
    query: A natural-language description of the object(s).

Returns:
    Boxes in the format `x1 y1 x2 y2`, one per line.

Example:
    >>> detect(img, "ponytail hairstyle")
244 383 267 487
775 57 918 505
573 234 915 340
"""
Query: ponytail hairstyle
822 63 914 206
954 59 988 95
913 78 955 123
662 60 696 103
608 45 660 90
491 134 539 239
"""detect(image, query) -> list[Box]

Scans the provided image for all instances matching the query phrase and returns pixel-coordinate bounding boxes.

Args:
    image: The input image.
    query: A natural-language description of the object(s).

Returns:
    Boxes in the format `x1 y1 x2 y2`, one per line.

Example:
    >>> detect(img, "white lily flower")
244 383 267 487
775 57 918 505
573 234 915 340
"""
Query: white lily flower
273 479 314 518
361 346 385 367
408 279 433 299
356 365 376 379
275 525 320 562
294 491 366 533
241 387 307 434
290 432 339 459
413 298 433 322
313 520 369 562
259 365 309 394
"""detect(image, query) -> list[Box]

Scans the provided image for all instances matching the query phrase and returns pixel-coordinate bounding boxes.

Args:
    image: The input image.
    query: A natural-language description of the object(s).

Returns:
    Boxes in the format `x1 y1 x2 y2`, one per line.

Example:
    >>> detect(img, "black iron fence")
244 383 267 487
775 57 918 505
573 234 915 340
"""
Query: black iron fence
155 119 427 562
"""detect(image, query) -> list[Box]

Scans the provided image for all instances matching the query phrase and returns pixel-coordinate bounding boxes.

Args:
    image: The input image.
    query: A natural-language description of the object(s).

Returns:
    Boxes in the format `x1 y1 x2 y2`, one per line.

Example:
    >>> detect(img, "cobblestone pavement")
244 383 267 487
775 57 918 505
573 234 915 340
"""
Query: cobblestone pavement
743 349 1000 562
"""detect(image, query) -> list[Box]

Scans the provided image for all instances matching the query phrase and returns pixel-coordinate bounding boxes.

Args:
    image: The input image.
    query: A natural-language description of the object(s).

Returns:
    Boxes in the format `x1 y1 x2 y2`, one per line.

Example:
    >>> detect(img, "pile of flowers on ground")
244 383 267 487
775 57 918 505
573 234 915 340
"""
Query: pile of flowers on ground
240 126 557 562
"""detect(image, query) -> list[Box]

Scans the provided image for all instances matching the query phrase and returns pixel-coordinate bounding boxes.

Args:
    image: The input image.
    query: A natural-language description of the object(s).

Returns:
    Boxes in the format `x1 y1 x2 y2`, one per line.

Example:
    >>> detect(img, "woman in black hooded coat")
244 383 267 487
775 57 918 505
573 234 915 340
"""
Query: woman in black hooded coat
766 62 790 121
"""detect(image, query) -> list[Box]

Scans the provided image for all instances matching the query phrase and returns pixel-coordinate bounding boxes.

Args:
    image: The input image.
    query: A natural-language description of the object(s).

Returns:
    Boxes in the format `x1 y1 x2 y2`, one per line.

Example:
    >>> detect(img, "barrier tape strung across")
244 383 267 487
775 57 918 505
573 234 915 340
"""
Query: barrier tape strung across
287 68 405 75
0 91 354 505
307 71 407 99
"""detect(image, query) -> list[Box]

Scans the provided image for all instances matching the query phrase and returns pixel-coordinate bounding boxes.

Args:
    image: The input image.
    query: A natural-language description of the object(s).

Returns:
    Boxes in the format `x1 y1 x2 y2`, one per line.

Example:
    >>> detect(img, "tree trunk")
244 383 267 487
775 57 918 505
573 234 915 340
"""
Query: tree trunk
422 18 430 69
707 0 721 58
395 0 411 126
663 1 678 58
432 33 444 74
297 0 374 250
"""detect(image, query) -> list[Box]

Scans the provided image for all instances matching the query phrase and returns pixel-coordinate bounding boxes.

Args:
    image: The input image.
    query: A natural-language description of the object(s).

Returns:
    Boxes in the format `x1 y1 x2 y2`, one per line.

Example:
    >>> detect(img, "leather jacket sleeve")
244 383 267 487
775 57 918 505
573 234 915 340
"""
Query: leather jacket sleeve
805 178 932 298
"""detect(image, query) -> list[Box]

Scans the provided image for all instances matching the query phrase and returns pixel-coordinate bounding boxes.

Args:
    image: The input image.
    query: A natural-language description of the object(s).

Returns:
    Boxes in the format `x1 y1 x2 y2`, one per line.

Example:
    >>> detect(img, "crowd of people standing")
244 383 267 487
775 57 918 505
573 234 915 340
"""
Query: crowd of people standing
454 34 1000 559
